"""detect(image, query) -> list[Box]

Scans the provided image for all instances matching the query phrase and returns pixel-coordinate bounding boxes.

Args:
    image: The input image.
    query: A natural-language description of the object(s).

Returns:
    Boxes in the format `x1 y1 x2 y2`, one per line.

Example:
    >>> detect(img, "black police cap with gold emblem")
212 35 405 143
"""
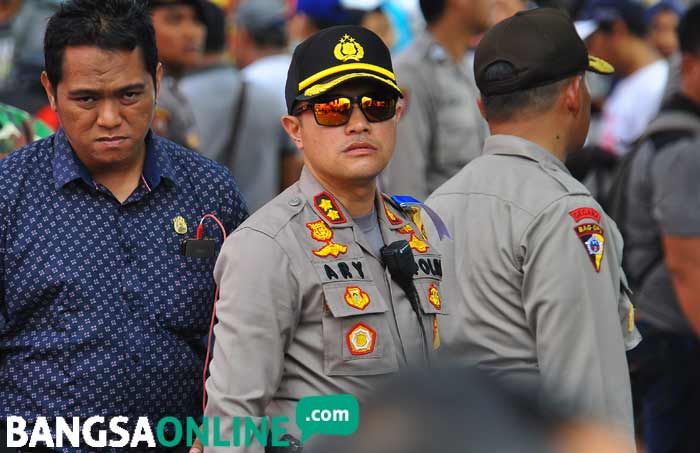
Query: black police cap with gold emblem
285 25 403 114
474 8 614 97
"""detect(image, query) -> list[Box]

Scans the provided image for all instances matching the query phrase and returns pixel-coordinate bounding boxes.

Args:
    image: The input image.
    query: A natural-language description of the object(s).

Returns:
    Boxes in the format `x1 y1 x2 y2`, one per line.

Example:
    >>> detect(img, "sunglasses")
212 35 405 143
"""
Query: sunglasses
293 94 398 127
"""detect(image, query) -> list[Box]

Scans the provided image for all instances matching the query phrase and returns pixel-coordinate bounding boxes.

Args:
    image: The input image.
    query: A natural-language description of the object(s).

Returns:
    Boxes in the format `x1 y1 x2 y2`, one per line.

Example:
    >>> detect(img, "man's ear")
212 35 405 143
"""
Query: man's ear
40 71 57 111
564 76 583 115
154 62 164 103
394 99 404 122
281 115 304 150
477 96 487 120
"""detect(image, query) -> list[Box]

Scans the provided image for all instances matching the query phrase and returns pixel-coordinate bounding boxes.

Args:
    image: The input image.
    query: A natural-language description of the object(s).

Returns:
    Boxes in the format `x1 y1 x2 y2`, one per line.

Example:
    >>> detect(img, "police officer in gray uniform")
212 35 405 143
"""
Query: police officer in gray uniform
382 0 490 200
202 25 445 452
148 0 203 150
427 8 640 441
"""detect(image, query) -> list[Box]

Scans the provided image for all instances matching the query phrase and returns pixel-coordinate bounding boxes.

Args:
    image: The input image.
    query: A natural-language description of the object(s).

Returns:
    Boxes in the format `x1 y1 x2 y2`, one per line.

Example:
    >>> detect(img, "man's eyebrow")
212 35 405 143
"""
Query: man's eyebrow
117 83 147 92
67 83 147 97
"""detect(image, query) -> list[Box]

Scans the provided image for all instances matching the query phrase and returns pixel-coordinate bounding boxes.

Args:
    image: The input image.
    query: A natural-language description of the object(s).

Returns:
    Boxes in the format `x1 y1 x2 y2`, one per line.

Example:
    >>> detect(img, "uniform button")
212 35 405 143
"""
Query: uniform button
289 197 301 207
132 354 140 363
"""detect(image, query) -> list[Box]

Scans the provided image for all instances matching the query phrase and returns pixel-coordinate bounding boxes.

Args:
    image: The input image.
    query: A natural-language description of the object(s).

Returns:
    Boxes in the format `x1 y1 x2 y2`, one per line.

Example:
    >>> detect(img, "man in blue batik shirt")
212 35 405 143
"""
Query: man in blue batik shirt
0 0 247 450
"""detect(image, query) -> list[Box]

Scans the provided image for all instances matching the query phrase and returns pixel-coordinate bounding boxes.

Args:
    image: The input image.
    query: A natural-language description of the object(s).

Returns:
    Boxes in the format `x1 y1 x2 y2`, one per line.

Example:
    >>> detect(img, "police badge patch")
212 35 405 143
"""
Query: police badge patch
574 223 605 272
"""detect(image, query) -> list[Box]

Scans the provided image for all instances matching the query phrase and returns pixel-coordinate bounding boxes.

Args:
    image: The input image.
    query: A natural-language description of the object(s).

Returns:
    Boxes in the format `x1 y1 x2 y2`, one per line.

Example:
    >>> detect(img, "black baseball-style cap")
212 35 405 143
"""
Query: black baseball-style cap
285 25 403 114
474 8 614 97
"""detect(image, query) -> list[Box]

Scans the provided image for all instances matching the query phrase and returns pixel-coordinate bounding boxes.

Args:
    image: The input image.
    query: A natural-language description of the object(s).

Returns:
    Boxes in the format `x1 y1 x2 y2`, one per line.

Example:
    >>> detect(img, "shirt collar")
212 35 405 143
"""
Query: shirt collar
482 134 570 173
299 167 352 227
52 129 179 190
298 167 403 229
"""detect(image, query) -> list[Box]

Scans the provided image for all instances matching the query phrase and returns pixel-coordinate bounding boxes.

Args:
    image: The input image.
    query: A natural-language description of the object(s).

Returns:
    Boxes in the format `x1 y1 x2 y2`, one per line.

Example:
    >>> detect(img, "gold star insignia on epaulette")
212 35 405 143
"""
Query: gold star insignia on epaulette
314 192 347 224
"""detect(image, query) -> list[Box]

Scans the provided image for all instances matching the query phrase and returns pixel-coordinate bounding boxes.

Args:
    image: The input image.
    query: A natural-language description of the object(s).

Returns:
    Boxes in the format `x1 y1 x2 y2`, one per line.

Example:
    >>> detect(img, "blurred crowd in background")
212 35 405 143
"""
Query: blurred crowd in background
0 0 697 450
0 0 689 208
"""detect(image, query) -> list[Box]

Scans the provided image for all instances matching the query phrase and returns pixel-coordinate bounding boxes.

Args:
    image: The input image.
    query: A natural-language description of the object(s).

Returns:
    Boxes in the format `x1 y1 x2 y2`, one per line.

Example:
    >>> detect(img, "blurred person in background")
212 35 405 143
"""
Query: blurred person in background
614 5 700 452
0 0 61 128
0 101 52 158
489 0 528 26
578 0 668 157
382 0 490 201
361 5 395 49
286 0 366 48
148 0 204 150
0 0 22 89
646 0 683 59
305 367 634 453
181 0 300 211
428 8 640 442
232 0 290 109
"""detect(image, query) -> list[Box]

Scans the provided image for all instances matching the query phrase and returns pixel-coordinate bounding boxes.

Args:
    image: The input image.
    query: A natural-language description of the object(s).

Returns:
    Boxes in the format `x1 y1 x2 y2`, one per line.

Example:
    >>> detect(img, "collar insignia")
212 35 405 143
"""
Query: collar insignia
307 220 348 258
382 198 403 225
398 224 429 254
314 192 347 224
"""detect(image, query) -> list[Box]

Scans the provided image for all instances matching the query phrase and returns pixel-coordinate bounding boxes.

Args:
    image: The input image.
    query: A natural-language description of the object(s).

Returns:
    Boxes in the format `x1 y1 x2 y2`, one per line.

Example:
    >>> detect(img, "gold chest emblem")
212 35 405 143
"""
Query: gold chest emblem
173 216 188 235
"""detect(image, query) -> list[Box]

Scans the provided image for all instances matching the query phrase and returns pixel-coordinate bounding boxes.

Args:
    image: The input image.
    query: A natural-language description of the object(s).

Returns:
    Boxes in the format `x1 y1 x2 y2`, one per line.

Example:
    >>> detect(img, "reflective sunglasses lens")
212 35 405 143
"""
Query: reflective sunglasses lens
314 97 352 126
361 96 396 122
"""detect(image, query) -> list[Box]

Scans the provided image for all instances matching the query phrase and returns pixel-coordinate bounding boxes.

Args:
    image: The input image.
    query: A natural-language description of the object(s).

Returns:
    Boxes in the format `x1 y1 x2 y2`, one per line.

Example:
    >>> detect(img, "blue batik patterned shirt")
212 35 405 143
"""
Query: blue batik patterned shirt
0 129 248 444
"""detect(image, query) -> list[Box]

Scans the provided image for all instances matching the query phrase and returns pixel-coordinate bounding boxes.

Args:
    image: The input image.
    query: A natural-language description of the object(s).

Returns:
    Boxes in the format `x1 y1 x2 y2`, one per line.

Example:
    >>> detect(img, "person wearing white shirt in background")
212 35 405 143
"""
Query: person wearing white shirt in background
577 0 669 156
231 0 291 112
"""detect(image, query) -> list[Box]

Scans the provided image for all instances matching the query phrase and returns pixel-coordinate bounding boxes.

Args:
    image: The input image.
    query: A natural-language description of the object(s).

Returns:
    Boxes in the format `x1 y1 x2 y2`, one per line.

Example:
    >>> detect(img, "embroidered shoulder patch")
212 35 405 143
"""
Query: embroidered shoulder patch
569 207 601 224
574 223 605 272
314 192 347 224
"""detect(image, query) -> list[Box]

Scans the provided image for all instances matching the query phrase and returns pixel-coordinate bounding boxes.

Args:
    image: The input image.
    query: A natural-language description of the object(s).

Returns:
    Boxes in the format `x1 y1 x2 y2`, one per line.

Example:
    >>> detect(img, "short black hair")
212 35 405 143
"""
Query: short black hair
420 0 447 25
44 0 158 87
678 4 700 54
202 1 226 53
247 26 287 49
481 62 569 122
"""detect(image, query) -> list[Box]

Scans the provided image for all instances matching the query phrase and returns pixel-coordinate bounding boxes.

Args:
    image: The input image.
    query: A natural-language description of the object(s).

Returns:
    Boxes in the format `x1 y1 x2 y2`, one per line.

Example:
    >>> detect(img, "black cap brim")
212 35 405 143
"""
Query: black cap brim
296 72 403 102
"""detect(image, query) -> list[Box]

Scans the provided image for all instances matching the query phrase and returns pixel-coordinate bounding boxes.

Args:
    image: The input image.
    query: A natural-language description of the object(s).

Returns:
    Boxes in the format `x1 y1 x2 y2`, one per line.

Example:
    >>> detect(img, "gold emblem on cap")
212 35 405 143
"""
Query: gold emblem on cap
334 34 364 62
173 216 188 235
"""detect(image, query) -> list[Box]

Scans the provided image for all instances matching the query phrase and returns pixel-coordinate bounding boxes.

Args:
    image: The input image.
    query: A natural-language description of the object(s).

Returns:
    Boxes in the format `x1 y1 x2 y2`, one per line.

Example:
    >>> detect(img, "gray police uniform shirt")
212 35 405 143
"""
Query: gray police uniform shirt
427 135 641 439
180 64 296 212
205 168 445 452
382 31 489 200
626 130 700 334
153 75 201 151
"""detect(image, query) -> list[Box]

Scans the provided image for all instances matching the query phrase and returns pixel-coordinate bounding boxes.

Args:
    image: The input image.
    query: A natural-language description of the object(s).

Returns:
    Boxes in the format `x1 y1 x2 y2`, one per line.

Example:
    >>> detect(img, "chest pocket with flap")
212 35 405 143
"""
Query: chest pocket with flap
321 282 399 376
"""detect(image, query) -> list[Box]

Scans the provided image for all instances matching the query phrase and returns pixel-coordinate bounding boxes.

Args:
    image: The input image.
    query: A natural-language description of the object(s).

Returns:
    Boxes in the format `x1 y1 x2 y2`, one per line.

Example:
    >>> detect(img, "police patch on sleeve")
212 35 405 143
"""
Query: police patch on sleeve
574 223 605 272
